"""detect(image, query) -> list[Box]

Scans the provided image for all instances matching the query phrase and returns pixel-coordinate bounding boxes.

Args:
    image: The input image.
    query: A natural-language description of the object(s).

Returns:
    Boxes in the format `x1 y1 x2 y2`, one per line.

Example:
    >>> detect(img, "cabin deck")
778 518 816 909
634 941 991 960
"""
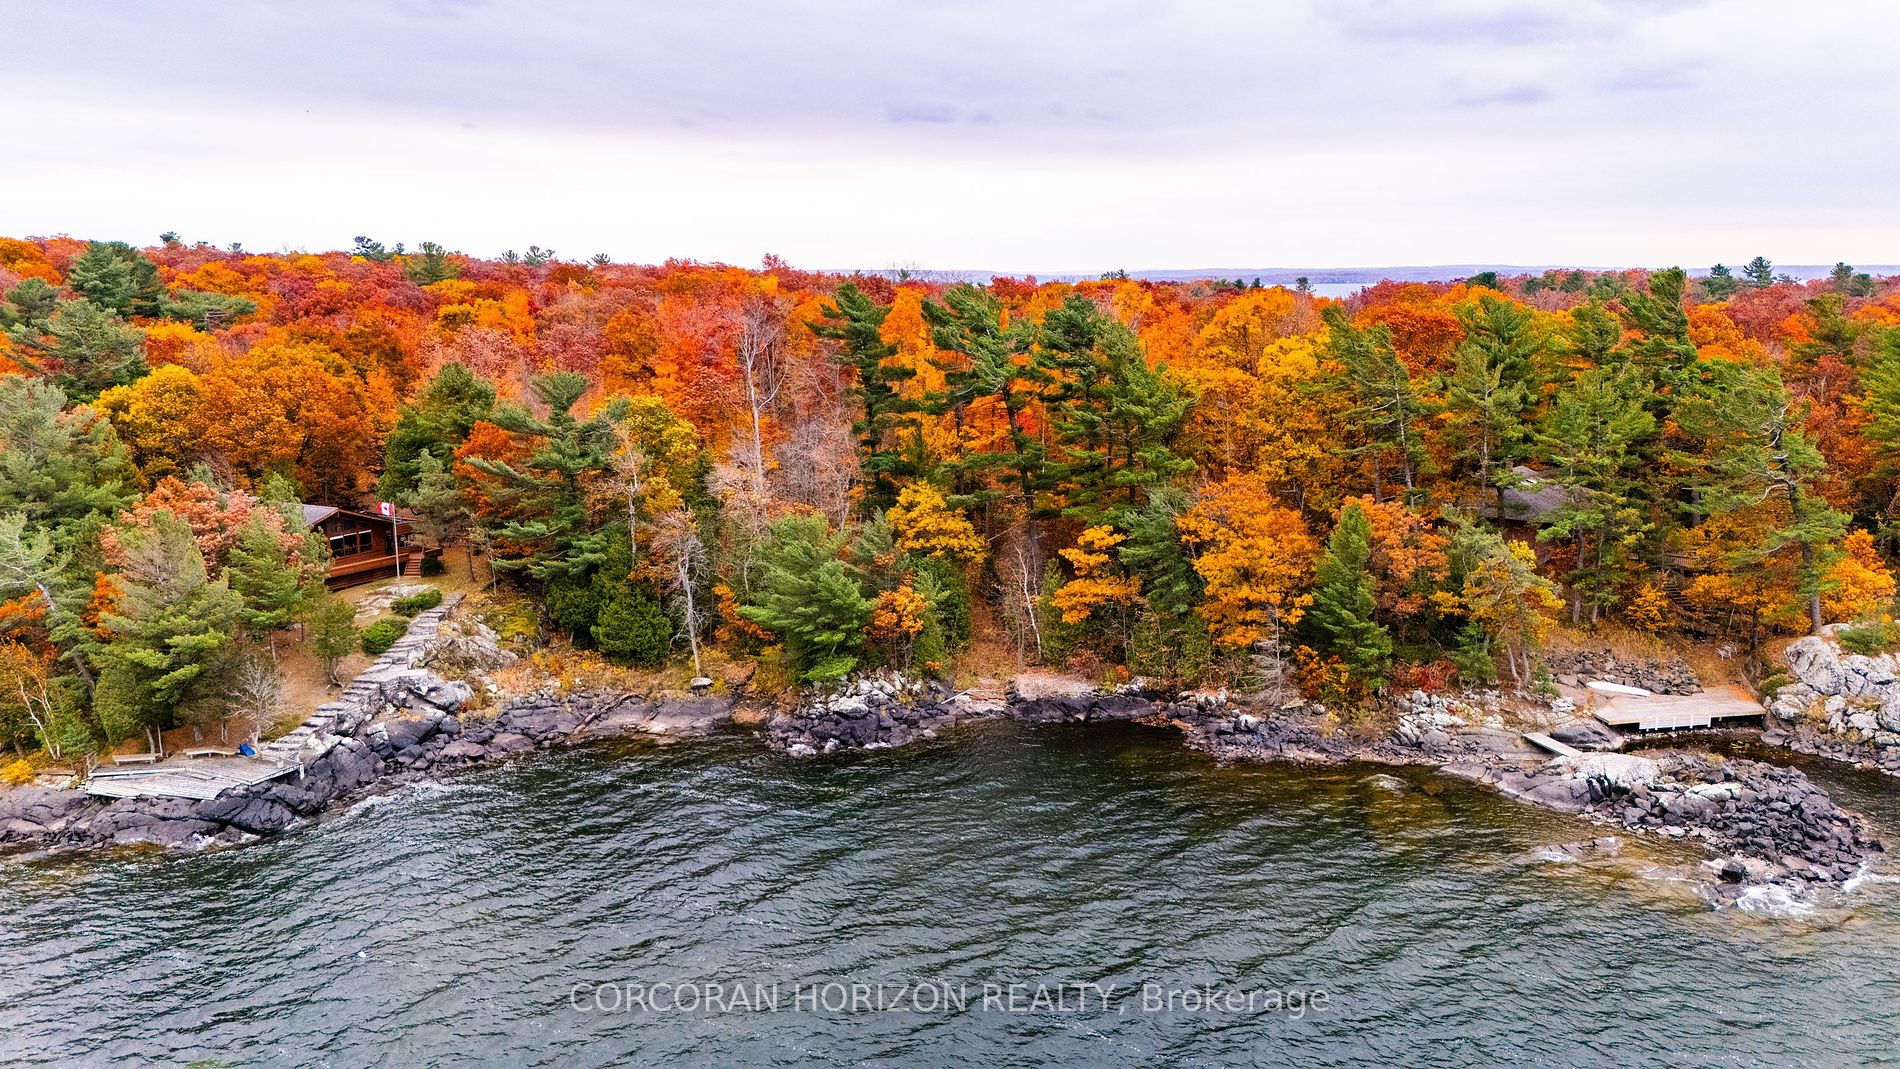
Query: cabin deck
326 549 425 588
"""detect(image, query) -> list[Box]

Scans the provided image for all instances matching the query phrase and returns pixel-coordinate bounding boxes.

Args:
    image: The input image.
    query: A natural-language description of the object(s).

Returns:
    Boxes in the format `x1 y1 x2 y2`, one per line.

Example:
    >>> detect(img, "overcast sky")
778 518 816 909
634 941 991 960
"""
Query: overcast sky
8 0 1897 273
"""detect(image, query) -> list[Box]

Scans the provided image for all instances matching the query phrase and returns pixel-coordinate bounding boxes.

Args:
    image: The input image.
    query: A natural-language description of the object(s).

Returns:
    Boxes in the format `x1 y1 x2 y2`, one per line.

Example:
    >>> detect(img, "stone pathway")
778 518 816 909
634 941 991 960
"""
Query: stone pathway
255 595 464 768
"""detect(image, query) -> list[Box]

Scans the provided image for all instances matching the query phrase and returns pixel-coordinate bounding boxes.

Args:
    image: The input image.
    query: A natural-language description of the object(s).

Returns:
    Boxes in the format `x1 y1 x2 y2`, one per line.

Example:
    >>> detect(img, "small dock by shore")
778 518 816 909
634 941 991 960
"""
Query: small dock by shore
1589 684 1766 733
84 759 297 801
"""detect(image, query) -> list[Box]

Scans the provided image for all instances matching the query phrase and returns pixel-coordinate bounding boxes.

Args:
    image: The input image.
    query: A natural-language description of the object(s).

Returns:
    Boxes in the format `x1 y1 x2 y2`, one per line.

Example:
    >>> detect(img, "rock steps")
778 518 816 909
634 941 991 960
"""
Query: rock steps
256 595 463 766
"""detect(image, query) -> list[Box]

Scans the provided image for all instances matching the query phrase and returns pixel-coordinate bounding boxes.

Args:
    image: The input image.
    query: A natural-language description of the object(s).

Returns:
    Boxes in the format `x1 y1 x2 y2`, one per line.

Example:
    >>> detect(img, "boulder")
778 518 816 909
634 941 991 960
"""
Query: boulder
378 671 474 716
198 794 297 835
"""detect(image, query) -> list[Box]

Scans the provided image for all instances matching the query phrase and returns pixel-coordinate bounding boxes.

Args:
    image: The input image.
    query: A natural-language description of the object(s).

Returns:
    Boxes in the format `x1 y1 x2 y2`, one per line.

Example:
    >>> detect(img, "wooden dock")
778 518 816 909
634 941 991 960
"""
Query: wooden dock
1587 685 1765 732
1523 732 1585 759
85 759 295 801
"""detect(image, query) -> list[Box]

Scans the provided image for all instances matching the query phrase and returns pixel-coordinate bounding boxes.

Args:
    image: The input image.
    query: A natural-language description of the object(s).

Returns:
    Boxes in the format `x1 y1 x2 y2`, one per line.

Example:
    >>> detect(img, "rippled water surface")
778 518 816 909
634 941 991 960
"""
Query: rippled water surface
6 722 1900 1067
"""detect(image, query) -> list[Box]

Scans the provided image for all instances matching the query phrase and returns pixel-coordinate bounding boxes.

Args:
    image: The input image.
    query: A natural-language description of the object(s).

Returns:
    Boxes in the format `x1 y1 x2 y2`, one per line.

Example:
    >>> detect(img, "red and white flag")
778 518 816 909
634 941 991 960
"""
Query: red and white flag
377 501 395 517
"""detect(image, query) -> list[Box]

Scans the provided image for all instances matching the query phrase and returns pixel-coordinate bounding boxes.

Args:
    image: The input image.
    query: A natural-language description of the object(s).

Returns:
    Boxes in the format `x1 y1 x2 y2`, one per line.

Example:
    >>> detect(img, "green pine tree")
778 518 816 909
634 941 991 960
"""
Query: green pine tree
1324 307 1428 501
94 513 243 749
1303 501 1393 686
810 283 919 515
377 363 497 499
1703 264 1739 300
1040 295 1194 524
0 377 137 552
923 285 1051 519
738 515 874 682
306 593 359 686
226 517 314 657
1533 368 1656 625
65 242 165 318
1672 361 1847 635
463 371 627 581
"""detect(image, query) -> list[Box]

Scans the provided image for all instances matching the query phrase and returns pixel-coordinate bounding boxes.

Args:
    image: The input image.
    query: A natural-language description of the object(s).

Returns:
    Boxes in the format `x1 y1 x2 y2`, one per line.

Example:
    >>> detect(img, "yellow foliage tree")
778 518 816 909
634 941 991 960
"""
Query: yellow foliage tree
95 364 206 484
1463 539 1563 686
888 482 984 562
1823 529 1896 622
1176 473 1317 649
1051 525 1142 626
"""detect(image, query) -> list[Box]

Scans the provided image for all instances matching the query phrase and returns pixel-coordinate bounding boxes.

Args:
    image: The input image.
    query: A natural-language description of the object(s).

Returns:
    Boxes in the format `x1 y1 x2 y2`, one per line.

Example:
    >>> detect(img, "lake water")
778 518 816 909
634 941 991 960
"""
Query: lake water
5 722 1900 1067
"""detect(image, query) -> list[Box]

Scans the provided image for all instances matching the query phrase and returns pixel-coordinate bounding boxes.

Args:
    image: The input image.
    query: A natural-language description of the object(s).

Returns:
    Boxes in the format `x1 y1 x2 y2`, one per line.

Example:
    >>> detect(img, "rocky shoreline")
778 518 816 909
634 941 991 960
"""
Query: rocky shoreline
759 675 1886 903
0 687 743 854
0 648 1888 907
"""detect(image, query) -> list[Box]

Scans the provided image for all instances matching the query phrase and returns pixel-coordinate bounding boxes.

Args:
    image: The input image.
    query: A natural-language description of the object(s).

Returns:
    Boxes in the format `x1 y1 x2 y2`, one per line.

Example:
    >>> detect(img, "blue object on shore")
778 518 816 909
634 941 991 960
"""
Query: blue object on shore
238 742 257 757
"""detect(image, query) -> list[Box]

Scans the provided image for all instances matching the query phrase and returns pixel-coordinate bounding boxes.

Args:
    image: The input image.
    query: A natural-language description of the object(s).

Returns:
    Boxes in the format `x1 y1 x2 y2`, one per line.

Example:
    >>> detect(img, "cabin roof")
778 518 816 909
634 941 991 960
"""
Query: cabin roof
299 503 402 528
1484 465 1572 525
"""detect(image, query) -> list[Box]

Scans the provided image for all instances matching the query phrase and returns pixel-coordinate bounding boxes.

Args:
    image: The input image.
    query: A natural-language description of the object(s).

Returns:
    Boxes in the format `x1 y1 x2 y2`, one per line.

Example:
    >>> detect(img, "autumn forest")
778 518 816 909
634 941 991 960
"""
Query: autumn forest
4 233 1899 758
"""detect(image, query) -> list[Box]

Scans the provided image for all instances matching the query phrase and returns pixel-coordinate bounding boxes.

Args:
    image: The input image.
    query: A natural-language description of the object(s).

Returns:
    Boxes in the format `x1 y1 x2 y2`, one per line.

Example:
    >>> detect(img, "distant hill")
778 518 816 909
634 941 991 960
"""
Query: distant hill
880 264 1900 286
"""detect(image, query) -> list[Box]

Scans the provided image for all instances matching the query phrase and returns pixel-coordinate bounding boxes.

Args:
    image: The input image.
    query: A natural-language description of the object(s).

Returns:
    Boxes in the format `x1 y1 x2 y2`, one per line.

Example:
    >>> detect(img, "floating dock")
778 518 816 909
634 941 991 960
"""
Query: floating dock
1587 685 1766 733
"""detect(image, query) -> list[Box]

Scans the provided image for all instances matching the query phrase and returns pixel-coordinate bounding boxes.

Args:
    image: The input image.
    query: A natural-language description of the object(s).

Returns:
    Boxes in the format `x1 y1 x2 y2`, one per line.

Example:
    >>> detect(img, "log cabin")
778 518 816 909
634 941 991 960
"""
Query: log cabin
300 504 423 588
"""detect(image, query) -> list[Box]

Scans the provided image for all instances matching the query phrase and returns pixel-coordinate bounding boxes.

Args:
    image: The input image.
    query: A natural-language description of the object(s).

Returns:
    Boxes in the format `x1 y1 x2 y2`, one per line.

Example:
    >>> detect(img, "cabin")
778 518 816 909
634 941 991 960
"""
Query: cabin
301 504 423 589
1476 465 1573 557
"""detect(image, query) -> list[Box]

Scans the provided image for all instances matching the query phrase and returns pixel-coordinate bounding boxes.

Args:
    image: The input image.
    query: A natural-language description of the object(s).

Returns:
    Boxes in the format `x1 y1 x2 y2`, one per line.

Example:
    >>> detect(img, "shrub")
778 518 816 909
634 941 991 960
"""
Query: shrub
594 584 671 667
391 587 444 617
1756 670 1794 701
360 617 409 656
1838 617 1900 656
421 554 446 577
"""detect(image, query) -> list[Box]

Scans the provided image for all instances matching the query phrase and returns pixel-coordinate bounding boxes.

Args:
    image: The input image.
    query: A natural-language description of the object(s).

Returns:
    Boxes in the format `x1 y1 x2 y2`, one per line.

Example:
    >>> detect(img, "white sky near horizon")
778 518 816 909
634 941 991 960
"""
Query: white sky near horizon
6 0 1899 274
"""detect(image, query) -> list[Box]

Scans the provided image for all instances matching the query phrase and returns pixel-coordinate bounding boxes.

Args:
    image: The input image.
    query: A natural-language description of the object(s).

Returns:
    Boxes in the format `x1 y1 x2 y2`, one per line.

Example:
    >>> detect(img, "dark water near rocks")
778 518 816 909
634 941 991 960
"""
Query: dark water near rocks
6 722 1900 1068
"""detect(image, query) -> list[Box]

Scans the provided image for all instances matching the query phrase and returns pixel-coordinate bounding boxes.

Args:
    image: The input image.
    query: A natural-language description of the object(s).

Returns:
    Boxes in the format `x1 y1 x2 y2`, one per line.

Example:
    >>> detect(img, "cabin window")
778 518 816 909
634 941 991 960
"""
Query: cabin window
329 530 372 556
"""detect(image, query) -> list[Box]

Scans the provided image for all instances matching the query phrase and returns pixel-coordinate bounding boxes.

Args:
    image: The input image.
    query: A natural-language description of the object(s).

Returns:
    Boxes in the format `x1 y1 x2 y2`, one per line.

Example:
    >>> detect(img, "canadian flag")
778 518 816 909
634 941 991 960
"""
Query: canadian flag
376 501 395 517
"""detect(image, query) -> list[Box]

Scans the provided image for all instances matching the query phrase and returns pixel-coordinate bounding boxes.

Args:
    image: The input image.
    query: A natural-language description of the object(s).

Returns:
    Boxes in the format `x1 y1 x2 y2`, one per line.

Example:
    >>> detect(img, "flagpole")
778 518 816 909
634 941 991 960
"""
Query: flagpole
387 501 402 579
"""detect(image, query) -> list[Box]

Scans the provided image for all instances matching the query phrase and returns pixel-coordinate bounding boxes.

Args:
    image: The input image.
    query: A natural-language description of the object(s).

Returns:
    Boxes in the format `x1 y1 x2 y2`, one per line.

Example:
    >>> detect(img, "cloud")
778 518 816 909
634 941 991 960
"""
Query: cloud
1330 7 1581 46
886 103 960 125
5 0 1900 268
1453 84 1554 107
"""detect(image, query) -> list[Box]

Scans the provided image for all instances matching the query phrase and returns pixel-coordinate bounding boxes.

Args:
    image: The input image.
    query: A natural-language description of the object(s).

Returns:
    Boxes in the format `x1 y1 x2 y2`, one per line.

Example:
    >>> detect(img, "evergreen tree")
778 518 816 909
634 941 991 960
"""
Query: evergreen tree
1324 307 1428 501
1790 294 1862 367
307 593 358 686
595 583 672 667
463 371 627 581
225 517 313 657
1443 296 1544 509
1116 486 1208 683
0 378 137 552
403 242 461 286
377 363 496 499
1703 264 1739 300
1303 502 1393 685
1533 368 1656 625
65 242 165 318
1673 362 1847 633
1040 296 1193 524
94 513 242 750
811 283 918 515
1563 299 1622 368
738 515 874 681
404 450 475 577
1617 267 1697 379
923 285 1051 519
1857 330 1900 483
2 297 147 401
1742 256 1776 289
